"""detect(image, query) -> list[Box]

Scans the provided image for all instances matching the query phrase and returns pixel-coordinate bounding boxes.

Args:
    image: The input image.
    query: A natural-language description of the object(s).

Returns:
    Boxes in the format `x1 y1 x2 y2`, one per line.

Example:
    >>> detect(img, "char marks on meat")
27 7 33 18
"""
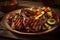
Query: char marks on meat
14 15 23 31
23 16 43 32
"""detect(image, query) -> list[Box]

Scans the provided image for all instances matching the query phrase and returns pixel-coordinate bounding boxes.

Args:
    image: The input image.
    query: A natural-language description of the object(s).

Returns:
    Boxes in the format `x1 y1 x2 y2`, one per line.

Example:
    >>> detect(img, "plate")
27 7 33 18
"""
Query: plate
1 7 59 35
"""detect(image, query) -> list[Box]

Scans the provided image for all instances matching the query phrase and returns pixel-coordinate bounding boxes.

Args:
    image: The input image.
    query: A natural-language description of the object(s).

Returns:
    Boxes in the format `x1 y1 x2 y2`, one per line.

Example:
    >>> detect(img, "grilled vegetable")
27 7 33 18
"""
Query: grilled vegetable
45 23 52 30
36 11 42 16
29 7 34 11
13 15 19 21
47 12 52 17
29 7 37 12
42 16 46 20
35 11 45 19
44 7 50 12
14 15 19 19
47 7 51 11
41 7 46 10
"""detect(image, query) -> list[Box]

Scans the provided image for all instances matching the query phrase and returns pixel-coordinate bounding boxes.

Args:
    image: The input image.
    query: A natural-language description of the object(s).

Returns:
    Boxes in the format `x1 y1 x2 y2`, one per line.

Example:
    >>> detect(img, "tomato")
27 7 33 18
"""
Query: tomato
44 8 50 12
37 11 42 16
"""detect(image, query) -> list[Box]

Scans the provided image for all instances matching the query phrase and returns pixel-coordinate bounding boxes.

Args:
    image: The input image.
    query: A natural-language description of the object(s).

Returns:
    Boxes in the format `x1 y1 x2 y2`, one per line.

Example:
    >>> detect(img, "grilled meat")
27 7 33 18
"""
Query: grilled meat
23 17 43 32
14 16 23 31
21 9 36 17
